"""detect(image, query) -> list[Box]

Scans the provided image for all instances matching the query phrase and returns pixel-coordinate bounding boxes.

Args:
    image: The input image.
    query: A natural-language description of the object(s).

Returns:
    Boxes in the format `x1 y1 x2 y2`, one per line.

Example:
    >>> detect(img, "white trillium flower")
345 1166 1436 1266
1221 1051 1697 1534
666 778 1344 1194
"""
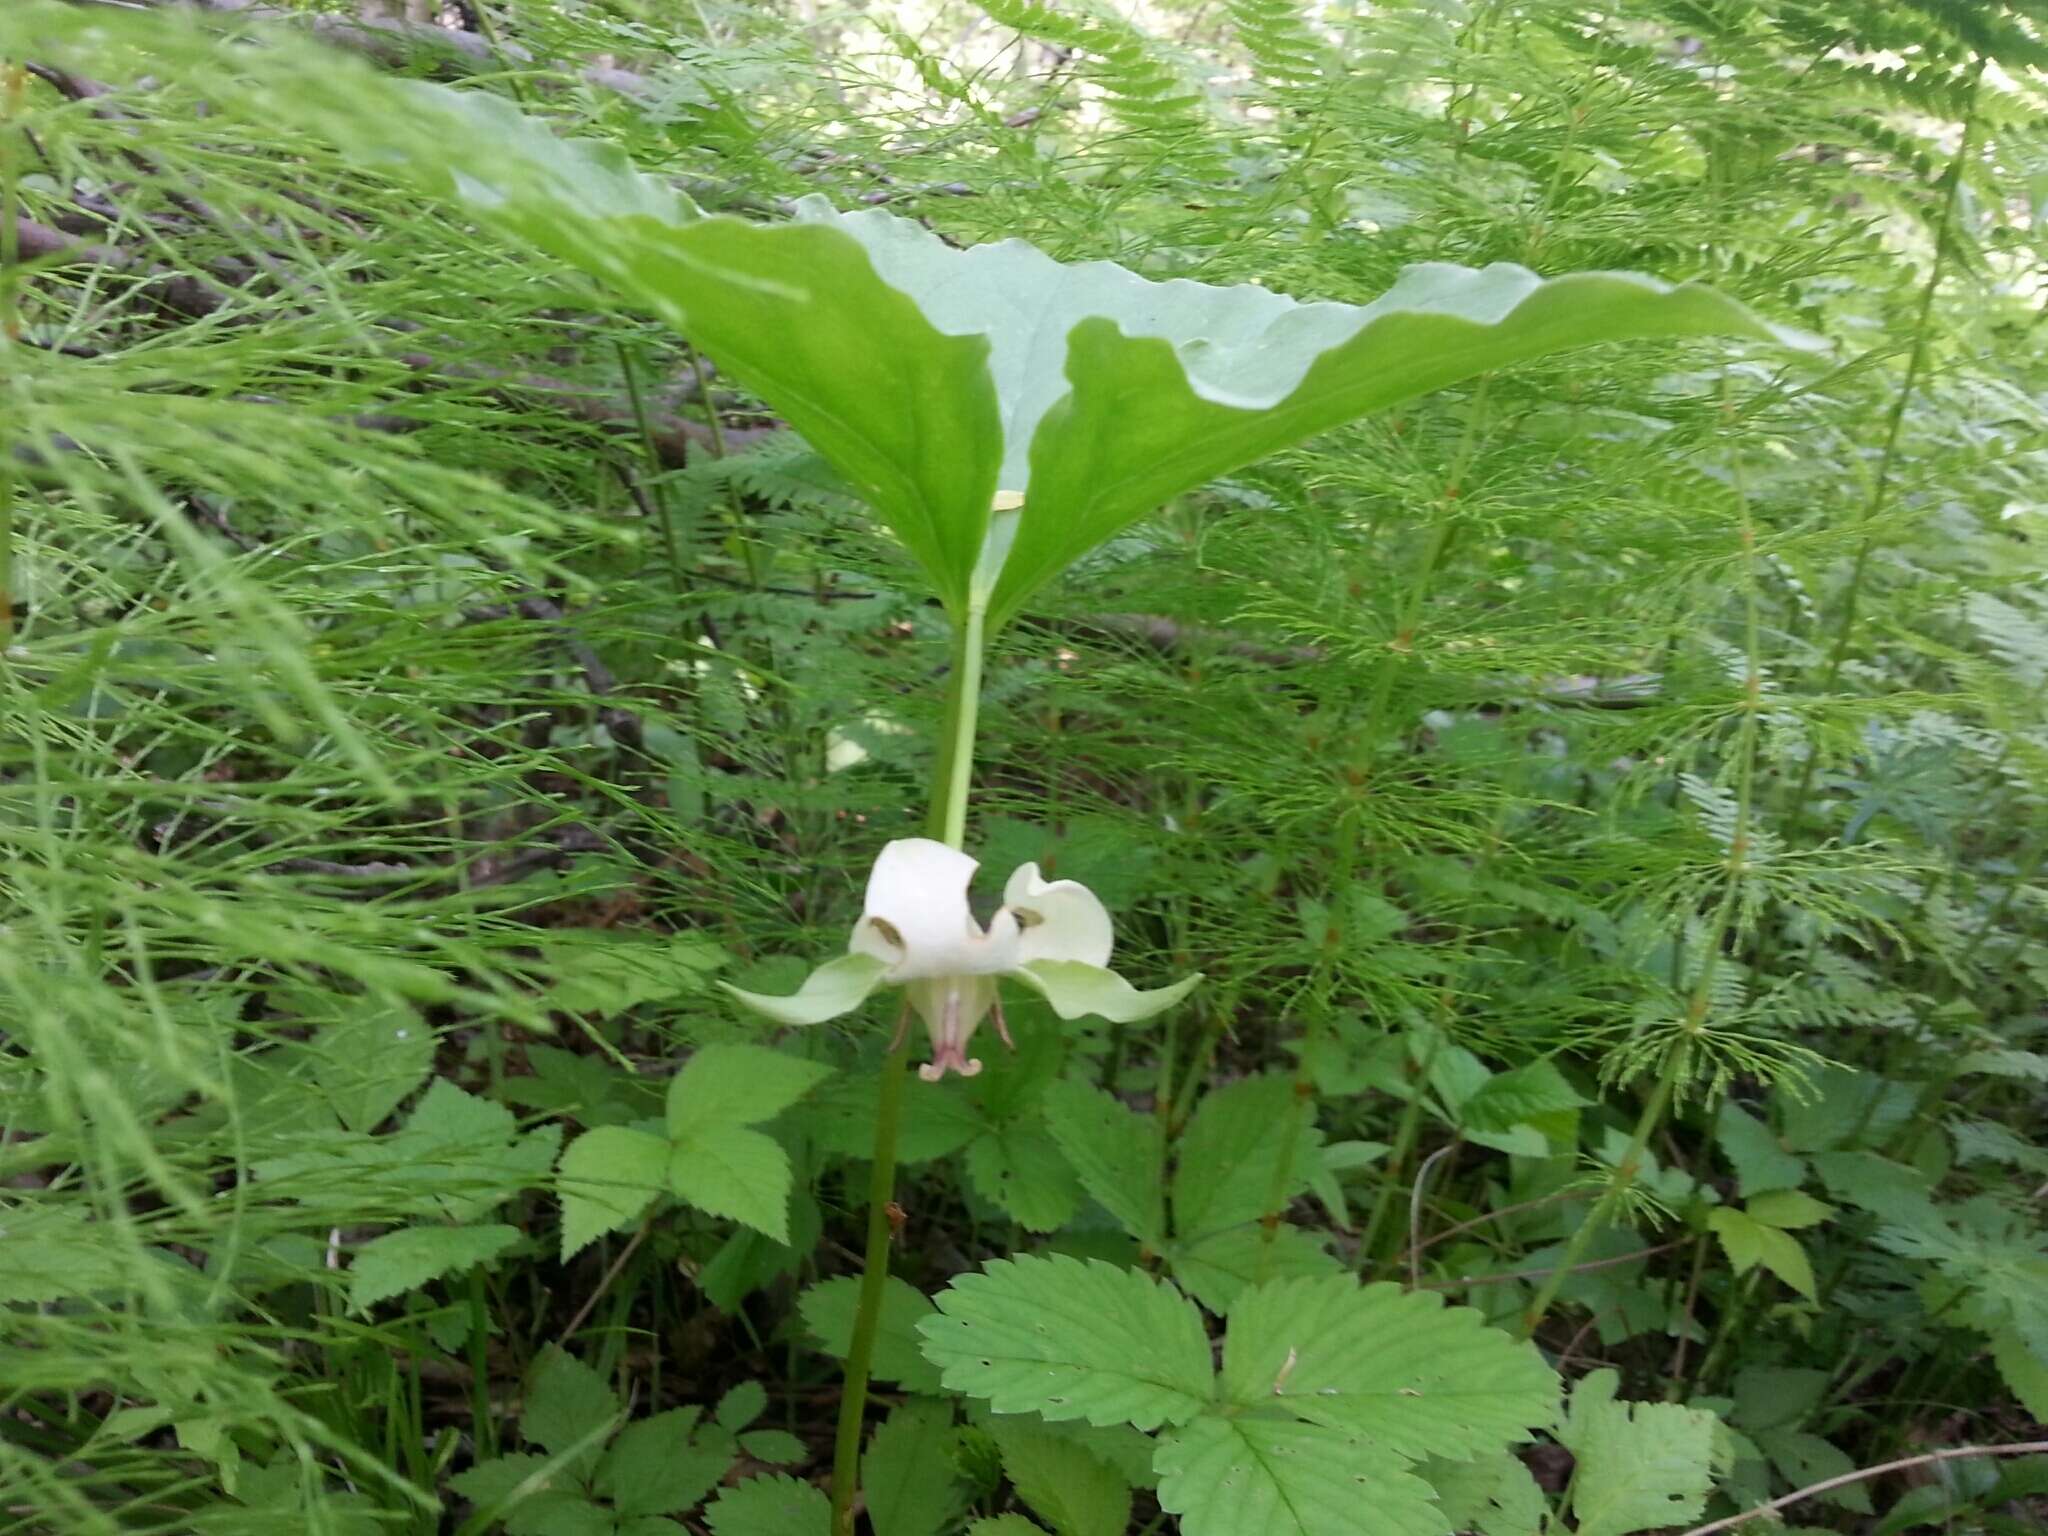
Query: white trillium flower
722 837 1199 1080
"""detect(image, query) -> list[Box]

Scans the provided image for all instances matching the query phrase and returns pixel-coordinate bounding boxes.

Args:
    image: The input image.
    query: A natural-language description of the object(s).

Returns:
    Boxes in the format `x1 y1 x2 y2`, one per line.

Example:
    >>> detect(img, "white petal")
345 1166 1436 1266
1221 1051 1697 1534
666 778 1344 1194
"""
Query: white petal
1009 959 1201 1022
855 838 1020 980
1001 862 1113 968
720 953 891 1026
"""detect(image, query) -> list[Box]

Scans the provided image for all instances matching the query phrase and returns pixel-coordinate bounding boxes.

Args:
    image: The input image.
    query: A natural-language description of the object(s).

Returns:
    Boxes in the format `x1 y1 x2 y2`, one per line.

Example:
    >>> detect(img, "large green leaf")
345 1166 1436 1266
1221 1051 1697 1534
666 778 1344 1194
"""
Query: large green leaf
919 1255 1214 1430
1557 1370 1716 1536
863 1399 964 1536
986 1417 1132 1536
346 1222 519 1312
1000 267 1810 627
665 1044 832 1135
799 1275 945 1392
557 1125 670 1259
232 70 1809 623
1218 1277 1558 1462
1041 1080 1165 1247
1153 1416 1446 1536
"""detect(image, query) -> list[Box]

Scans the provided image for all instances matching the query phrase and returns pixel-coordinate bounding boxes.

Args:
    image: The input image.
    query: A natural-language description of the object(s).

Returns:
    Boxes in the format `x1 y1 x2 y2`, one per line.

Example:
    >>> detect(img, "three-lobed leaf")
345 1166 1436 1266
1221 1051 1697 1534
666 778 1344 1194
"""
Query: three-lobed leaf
704 1474 832 1536
1154 1417 1447 1536
1218 1276 1559 1461
919 1255 1213 1430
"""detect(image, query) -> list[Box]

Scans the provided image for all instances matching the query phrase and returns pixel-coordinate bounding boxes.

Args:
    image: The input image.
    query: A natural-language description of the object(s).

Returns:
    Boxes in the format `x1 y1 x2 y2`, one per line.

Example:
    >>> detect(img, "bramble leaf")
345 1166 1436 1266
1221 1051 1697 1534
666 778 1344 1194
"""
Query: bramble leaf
863 1398 963 1536
594 1408 736 1519
557 1125 669 1259
666 1044 832 1135
1709 1208 1817 1299
704 1474 831 1536
521 1347 620 1479
346 1223 519 1312
669 1127 797 1243
800 1275 944 1393
1558 1370 1716 1536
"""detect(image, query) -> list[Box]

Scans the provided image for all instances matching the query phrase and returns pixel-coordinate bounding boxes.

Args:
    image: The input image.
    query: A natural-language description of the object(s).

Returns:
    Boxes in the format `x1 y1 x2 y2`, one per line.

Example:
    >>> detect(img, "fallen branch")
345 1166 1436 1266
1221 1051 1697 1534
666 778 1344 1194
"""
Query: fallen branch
7 212 234 317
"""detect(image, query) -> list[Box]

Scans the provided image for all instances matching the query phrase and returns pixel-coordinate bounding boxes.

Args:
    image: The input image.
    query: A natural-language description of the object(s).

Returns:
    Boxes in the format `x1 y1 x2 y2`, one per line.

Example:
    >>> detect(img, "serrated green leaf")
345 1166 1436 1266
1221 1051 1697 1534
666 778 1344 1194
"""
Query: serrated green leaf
1746 1189 1834 1230
738 1429 806 1466
311 1003 434 1133
669 1127 795 1243
1993 1330 2048 1420
521 1347 620 1479
1172 1074 1320 1240
1168 1222 1340 1315
920 1255 1213 1430
448 1453 559 1515
1219 1276 1558 1461
969 1520 1052 1535
1042 1080 1164 1246
667 1044 832 1135
365 1079 561 1225
538 931 729 1017
595 1408 735 1519
1425 1453 1547 1536
716 1381 768 1432
966 1120 1083 1233
1716 1103 1808 1198
1730 1368 1830 1434
346 1222 518 1312
864 1398 963 1536
704 1474 832 1536
1559 1370 1715 1536
1709 1208 1817 1298
800 1275 944 1393
809 1069 985 1165
1458 1062 1587 1135
1810 1151 1940 1228
1154 1416 1447 1536
558 1126 670 1260
987 1417 1131 1536
1755 1428 1872 1514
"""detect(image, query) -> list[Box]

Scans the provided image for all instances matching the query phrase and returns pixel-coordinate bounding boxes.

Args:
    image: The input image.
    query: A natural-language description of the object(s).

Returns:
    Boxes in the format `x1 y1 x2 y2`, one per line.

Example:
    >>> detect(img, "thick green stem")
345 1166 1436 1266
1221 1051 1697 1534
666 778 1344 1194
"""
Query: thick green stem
829 602 985 1536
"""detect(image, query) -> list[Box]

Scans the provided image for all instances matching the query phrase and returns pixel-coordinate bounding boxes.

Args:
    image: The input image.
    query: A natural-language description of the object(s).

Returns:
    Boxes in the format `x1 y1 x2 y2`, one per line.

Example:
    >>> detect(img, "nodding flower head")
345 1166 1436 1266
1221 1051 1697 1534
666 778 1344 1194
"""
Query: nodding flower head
722 837 1198 1080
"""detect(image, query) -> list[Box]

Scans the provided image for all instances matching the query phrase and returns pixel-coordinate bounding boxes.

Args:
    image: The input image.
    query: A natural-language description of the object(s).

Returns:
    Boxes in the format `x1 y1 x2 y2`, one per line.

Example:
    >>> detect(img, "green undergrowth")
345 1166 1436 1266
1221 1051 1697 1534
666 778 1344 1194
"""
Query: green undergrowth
1 0 2045 1533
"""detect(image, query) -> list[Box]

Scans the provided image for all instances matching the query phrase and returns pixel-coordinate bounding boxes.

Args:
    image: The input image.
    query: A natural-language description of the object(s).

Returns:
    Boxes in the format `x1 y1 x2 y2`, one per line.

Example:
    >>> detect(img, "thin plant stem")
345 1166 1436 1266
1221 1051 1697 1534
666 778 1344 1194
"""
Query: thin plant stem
829 600 986 1536
1 63 22 642
1675 1441 2048 1536
1522 383 1766 1340
1780 65 1982 839
1517 1066 1677 1335
615 342 686 593
1358 1024 1445 1268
